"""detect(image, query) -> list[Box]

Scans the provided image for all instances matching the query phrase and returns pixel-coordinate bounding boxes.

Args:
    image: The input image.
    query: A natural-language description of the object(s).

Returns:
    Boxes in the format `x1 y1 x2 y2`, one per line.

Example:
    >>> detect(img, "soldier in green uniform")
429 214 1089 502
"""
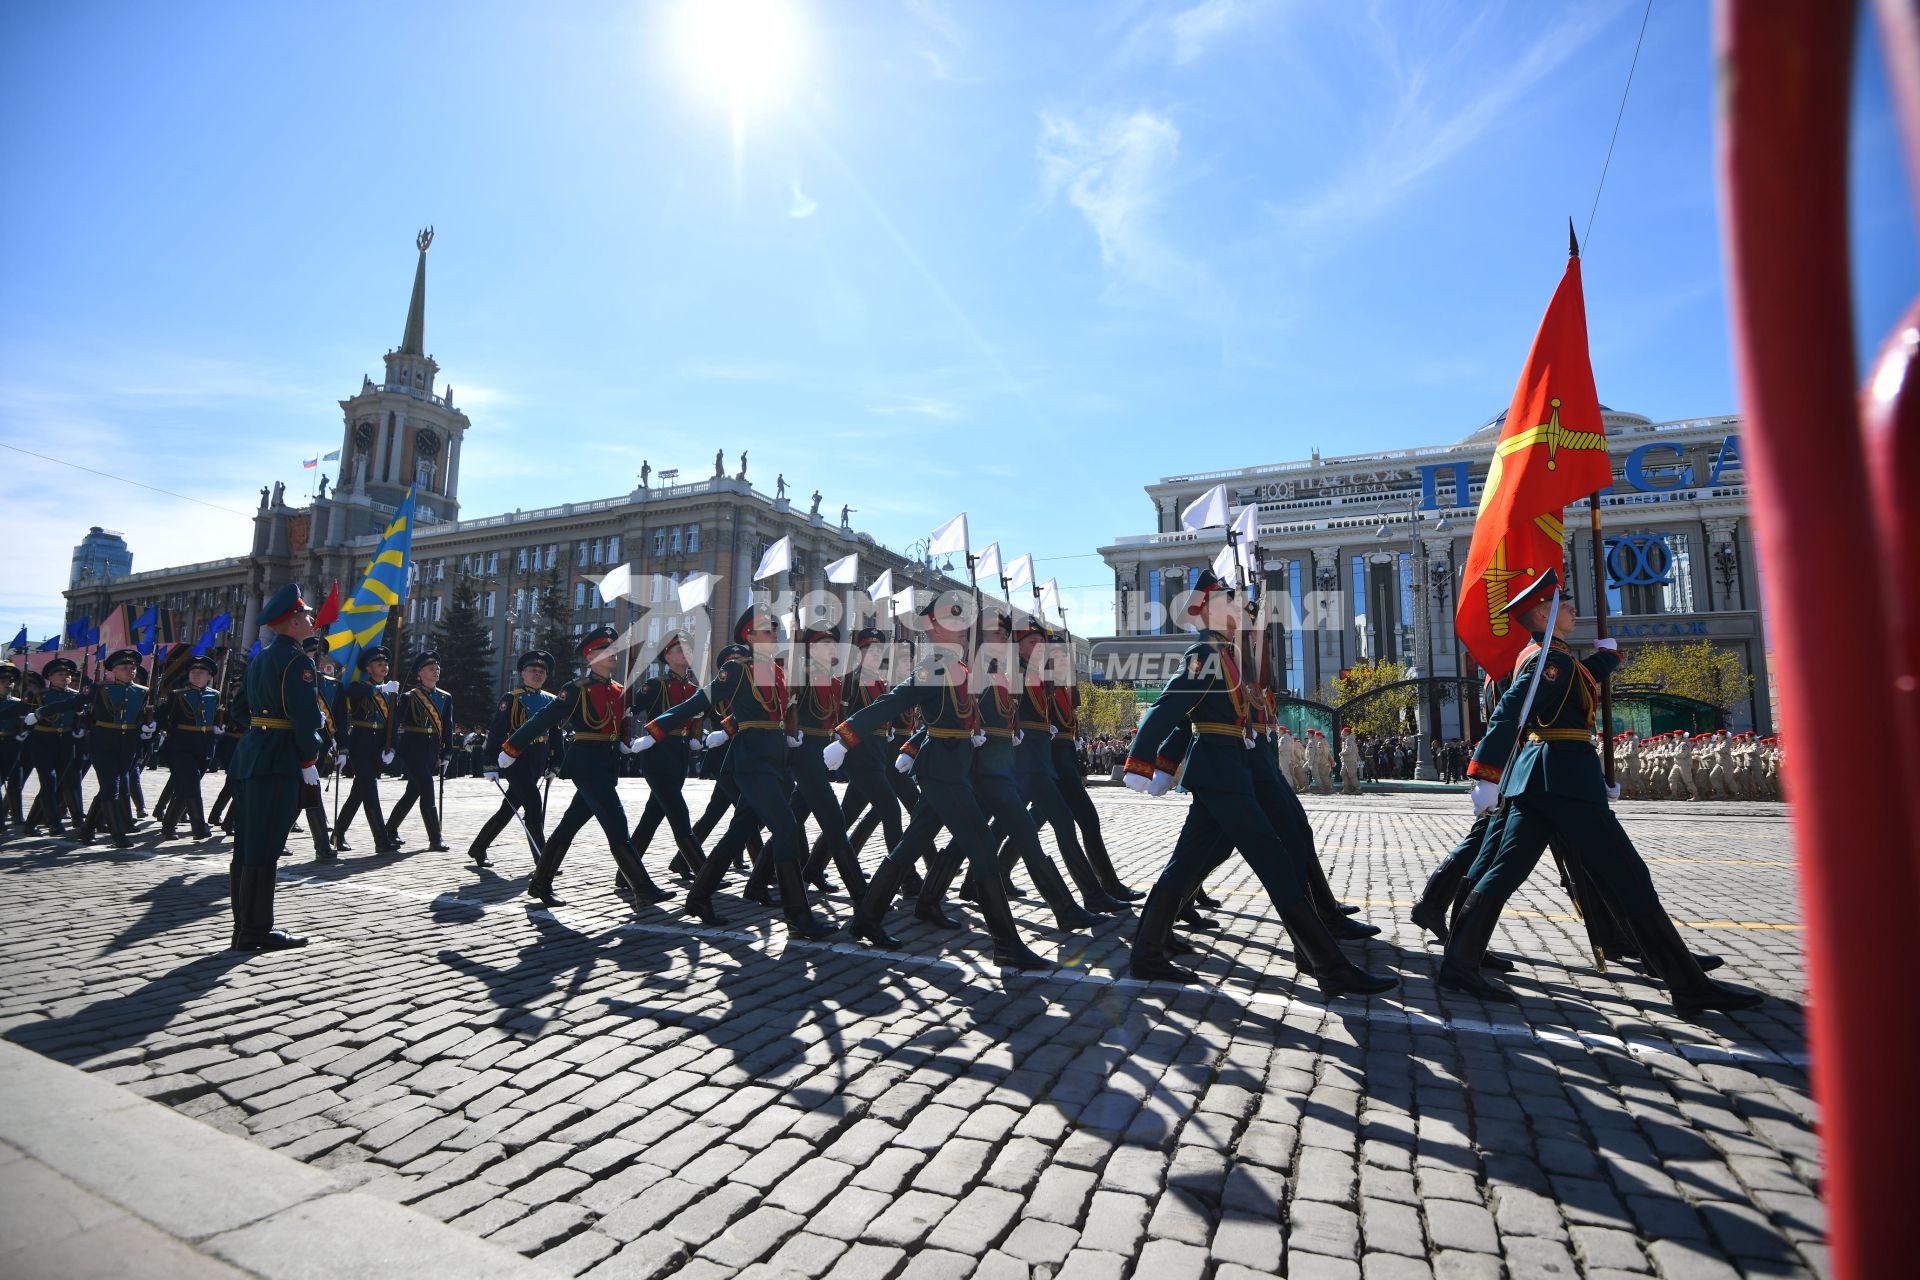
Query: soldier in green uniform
633 607 832 939
335 646 401 855
1042 638 1141 901
76 647 150 849
1121 570 1396 997
22 658 85 836
298 635 343 862
625 635 707 882
1009 622 1122 914
0 662 25 837
227 584 324 951
156 655 223 841
501 626 672 907
471 649 562 868
387 651 454 852
208 671 250 834
1441 571 1761 1015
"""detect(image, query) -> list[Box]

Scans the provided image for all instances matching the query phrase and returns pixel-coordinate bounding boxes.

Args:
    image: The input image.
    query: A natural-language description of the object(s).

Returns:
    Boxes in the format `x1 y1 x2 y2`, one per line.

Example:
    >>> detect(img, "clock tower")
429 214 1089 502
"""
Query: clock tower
332 227 471 535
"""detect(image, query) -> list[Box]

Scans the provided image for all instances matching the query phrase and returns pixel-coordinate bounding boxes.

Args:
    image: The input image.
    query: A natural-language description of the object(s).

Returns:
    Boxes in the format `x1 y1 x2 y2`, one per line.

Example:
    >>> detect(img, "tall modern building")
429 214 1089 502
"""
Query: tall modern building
1095 408 1772 735
69 527 132 589
63 232 966 696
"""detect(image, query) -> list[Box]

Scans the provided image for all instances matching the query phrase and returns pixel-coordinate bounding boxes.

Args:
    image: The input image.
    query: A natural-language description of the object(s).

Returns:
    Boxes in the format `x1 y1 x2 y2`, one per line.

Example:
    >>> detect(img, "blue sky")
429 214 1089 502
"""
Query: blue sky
2 0 1912 643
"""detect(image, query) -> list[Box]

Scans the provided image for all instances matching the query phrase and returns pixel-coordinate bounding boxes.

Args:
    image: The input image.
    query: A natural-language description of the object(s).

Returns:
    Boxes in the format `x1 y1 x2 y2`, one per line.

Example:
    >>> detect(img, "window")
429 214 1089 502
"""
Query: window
575 541 588 568
415 459 435 490
653 530 666 556
435 560 445 582
1287 560 1307 698
546 544 558 569
487 552 498 575
607 535 620 562
484 591 496 619
432 598 444 622
669 526 682 554
517 548 528 572
575 582 587 609
594 538 606 565
687 524 700 553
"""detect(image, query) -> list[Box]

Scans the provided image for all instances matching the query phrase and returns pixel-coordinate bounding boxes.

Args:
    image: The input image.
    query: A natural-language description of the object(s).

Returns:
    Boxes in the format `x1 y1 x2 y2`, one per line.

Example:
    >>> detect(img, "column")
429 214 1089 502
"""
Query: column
1311 545 1341 691
1704 517 1740 611
447 431 462 500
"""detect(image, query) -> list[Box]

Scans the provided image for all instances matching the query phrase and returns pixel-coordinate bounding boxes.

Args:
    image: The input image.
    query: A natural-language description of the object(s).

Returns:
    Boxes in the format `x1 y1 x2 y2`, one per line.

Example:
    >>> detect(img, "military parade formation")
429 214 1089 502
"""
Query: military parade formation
0 563 1770 1024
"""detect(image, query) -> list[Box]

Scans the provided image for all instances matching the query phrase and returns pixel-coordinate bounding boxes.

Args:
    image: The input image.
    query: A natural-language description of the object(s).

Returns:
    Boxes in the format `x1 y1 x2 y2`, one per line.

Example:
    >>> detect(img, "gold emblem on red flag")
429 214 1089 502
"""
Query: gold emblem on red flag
1479 398 1610 517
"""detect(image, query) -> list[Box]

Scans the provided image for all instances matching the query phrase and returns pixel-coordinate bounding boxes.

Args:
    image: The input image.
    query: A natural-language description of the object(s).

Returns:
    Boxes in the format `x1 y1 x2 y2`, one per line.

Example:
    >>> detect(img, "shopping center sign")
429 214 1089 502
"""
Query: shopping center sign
1416 433 1744 509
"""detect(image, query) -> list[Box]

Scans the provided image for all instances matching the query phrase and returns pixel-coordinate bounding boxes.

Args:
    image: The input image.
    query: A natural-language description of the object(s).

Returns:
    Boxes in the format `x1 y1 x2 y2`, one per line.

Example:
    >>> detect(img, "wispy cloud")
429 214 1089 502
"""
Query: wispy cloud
1277 2 1625 236
1038 107 1226 319
903 0 985 83
1166 0 1265 64
869 394 963 421
789 181 819 219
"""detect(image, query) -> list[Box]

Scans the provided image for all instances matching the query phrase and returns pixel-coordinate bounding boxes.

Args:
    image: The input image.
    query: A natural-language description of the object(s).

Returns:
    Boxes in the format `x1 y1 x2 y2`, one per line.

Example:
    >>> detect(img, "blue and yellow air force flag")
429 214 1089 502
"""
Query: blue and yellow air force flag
326 485 419 675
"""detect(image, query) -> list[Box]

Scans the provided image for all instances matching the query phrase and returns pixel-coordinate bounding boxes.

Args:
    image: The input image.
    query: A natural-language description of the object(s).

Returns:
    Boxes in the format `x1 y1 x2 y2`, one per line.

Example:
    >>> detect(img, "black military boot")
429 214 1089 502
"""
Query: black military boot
1022 851 1102 932
1437 891 1518 1002
774 861 835 940
467 805 513 868
525 842 568 906
681 837 737 925
1303 853 1378 938
611 842 674 905
972 873 1051 971
1056 839 1124 914
668 834 706 881
1082 827 1142 901
1192 886 1223 910
1408 854 1463 943
848 856 914 948
247 865 307 950
1128 877 1201 984
914 849 967 929
1281 898 1396 998
1625 911 1762 1017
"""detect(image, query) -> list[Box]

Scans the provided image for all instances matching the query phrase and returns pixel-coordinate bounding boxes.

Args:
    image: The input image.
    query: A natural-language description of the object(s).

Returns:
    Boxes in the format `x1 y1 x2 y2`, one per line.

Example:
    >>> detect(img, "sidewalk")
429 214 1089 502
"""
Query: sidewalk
0 1039 560 1280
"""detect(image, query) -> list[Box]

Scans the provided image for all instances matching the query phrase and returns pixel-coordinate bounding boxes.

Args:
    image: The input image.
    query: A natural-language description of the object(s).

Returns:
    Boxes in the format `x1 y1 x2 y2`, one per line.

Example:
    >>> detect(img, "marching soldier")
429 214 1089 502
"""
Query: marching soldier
1121 569 1396 997
471 649 562 868
0 662 25 837
22 658 85 836
1042 636 1141 901
298 636 343 862
1442 570 1759 1015
76 648 150 849
625 635 707 881
227 584 324 951
207 670 250 834
632 608 831 938
824 598 1054 968
387 651 454 852
831 628 909 865
1012 622 1123 914
502 625 671 907
785 624 868 897
335 646 401 854
156 655 223 840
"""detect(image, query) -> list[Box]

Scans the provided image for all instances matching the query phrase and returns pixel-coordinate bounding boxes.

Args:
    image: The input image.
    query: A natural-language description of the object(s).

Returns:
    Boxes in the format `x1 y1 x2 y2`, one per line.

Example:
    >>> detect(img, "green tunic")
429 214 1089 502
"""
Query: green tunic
230 634 326 865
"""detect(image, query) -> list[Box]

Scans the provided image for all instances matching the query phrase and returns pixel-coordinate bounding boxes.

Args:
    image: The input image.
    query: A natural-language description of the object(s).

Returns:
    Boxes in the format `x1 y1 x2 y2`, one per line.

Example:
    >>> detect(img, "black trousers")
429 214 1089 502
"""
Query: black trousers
335 756 390 847
27 735 78 828
163 747 213 834
789 742 857 877
387 743 442 843
1462 792 1660 917
631 738 696 859
1149 786 1310 917
839 740 905 854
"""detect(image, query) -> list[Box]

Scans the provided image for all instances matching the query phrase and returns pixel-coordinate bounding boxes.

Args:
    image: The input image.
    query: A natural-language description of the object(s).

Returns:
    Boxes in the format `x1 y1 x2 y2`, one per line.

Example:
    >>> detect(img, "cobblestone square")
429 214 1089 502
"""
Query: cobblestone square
0 779 1817 1279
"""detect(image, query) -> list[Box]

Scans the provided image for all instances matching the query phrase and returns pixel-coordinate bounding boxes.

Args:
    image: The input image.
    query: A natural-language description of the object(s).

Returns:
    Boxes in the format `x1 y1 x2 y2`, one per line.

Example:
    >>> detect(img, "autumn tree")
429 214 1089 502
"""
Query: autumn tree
1615 639 1753 713
1077 682 1141 740
1319 657 1415 737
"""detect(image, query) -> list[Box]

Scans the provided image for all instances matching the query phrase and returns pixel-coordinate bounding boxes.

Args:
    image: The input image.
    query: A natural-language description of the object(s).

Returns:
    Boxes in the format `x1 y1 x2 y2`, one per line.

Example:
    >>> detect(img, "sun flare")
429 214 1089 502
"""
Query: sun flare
674 0 805 119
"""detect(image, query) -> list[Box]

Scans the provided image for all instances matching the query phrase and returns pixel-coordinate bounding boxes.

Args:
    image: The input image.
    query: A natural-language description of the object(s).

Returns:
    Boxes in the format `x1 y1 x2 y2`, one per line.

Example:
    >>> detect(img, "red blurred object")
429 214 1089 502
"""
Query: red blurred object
313 580 341 630
1717 5 1920 1280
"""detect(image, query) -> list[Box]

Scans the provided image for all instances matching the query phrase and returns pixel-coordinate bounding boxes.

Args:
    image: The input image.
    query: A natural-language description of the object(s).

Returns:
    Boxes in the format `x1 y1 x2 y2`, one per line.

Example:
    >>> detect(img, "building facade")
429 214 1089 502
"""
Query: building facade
1095 408 1772 735
63 234 965 698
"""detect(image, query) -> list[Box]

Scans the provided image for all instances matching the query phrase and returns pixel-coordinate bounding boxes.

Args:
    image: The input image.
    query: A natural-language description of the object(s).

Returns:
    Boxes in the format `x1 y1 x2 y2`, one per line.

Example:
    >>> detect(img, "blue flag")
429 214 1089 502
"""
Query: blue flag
132 606 158 639
36 636 58 652
326 485 418 677
65 615 90 645
8 625 24 652
248 639 262 659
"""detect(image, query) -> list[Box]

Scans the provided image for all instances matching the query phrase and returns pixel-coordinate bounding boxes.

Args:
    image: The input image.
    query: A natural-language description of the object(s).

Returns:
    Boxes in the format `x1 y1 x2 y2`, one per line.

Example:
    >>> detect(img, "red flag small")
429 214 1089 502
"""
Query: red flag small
314 580 342 630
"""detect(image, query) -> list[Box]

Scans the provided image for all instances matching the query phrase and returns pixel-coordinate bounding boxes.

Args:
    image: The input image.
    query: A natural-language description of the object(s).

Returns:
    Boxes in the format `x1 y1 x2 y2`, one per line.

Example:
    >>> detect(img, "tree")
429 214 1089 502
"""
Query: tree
434 574 497 730
1614 639 1754 713
534 561 577 687
1319 657 1415 738
1077 682 1140 740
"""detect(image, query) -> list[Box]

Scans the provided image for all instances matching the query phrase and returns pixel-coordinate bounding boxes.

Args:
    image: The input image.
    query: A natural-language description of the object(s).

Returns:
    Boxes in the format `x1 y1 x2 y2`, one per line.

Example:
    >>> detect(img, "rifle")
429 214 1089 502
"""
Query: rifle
486 774 547 863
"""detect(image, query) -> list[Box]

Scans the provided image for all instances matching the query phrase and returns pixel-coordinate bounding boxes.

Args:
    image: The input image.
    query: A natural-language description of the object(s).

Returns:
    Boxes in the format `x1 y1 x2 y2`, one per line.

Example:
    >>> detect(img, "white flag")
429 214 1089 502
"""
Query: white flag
866 569 894 603
1229 503 1260 576
1211 542 1238 584
929 511 969 557
676 572 714 612
892 585 918 618
1039 578 1063 619
824 552 860 585
976 542 1002 583
1180 483 1230 531
1006 553 1036 591
753 535 793 582
595 563 634 603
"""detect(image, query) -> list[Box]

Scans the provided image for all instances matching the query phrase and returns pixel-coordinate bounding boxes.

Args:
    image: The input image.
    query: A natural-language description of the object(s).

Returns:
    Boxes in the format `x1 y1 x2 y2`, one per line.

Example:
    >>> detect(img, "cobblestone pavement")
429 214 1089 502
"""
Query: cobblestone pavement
0 777 1819 1280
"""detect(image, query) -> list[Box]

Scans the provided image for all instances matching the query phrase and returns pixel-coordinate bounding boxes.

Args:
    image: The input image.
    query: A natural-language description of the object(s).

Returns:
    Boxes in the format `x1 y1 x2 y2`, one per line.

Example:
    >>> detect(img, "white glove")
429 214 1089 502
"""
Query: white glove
1594 637 1619 653
622 735 651 754
822 740 848 771
894 752 914 774
970 731 987 747
1123 771 1151 793
705 729 730 749
335 753 348 771
1471 779 1499 816
786 733 805 748
483 771 498 782
300 765 320 786
1148 769 1175 797
22 712 36 727
74 727 86 740
1606 782 1622 802
496 750 514 770
1012 730 1024 746
885 727 896 741
1244 735 1256 749
689 737 705 753
1048 725 1059 737
140 723 156 738
381 749 394 765
378 680 400 695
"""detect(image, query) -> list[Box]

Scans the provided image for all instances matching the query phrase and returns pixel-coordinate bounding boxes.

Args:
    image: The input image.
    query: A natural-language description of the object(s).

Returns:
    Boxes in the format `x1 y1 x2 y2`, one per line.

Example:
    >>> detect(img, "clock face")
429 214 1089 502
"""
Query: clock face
354 421 374 450
414 428 441 458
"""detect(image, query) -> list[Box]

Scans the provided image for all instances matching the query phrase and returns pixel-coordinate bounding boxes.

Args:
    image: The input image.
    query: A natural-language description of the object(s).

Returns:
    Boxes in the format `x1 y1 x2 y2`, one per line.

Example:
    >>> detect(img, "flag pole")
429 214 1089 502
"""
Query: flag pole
1569 219 1616 784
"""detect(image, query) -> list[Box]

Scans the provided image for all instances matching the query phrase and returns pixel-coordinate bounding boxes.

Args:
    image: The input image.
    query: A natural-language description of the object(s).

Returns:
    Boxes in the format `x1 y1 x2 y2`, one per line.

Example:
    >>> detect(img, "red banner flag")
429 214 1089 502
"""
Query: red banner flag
313 580 342 630
1455 253 1615 676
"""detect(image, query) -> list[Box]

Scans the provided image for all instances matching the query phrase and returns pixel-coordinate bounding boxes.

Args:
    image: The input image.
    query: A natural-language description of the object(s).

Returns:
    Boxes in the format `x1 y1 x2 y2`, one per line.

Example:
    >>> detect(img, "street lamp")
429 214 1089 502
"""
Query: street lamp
1374 504 1452 781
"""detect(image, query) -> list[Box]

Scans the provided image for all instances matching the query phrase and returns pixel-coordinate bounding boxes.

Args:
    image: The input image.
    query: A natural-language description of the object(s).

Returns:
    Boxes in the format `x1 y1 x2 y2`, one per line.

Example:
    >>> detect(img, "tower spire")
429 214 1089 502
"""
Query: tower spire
399 226 432 356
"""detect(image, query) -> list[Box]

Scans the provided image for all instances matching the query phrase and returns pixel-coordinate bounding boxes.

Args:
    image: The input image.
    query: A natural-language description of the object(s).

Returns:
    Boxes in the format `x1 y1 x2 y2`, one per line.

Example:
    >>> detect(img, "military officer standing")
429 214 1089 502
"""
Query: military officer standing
503 625 672 907
471 649 562 868
227 585 324 951
1442 570 1760 1015
335 646 401 854
387 651 454 852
